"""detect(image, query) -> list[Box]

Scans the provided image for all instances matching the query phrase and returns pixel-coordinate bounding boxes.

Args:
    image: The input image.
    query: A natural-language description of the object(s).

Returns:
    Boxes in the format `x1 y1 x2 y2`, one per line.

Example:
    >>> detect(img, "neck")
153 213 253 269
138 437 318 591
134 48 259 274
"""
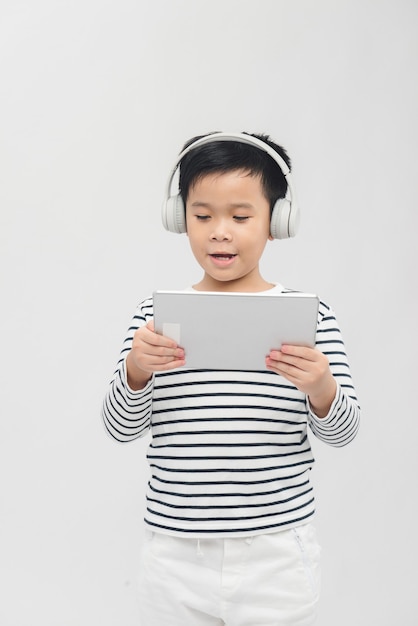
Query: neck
193 275 275 293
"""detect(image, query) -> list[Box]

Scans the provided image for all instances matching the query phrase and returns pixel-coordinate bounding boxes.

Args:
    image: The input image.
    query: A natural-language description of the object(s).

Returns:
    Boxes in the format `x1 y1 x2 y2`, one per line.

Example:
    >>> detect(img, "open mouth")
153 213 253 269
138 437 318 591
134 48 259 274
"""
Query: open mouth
210 254 237 260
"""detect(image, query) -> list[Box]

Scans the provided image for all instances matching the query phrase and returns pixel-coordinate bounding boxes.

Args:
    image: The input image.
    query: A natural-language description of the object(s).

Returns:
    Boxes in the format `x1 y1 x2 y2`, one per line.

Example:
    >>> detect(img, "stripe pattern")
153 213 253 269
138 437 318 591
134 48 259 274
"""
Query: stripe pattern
102 289 360 537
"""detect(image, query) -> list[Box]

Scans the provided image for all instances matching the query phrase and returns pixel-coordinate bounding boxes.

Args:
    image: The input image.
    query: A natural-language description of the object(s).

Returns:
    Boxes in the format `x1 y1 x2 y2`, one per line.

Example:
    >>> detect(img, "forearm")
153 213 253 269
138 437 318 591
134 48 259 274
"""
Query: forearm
102 358 153 442
307 301 360 444
308 375 337 418
308 383 360 446
102 297 155 442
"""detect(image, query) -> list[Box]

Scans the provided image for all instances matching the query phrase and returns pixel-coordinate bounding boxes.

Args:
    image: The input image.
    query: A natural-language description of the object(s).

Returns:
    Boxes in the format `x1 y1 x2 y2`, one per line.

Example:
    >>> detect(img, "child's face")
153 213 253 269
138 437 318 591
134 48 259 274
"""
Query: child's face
185 170 273 292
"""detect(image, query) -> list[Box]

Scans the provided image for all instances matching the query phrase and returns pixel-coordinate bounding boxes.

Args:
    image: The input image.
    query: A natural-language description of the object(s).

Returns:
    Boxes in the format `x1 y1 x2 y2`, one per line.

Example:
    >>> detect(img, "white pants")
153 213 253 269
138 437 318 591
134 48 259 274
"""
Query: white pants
137 524 321 626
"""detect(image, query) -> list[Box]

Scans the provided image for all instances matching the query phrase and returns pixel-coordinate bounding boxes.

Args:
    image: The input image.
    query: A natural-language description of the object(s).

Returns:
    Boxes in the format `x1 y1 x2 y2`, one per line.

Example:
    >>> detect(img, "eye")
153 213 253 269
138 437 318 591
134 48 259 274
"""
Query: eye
195 214 211 221
233 215 250 222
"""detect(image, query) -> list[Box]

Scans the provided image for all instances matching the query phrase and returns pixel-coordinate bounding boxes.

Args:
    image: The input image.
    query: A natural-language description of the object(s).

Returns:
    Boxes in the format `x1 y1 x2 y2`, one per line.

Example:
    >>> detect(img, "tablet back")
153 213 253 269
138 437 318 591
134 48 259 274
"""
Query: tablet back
153 290 319 371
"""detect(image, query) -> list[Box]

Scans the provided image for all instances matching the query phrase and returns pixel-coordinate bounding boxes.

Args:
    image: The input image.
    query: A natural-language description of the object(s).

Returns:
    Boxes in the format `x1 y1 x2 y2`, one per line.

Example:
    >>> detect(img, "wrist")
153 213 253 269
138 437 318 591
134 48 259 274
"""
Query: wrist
126 352 152 391
308 377 337 419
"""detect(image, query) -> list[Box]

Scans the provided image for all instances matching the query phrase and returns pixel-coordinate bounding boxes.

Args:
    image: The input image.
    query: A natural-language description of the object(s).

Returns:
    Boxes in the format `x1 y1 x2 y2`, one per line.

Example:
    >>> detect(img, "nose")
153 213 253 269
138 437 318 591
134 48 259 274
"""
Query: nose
210 219 232 241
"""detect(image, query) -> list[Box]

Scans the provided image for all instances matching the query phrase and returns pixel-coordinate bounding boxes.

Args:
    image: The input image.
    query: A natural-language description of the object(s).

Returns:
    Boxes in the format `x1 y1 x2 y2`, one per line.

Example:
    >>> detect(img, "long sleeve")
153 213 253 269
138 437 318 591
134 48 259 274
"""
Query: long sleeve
102 297 154 443
307 300 360 447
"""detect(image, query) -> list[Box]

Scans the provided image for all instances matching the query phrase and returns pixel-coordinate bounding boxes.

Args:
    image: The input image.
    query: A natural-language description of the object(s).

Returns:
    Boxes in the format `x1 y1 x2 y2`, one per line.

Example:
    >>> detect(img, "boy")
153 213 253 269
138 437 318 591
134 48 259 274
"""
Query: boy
102 132 360 625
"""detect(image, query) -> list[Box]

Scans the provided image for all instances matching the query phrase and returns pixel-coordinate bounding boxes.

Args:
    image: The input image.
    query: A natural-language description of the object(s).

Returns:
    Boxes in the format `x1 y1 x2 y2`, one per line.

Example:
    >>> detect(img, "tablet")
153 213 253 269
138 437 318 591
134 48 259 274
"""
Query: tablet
153 290 319 371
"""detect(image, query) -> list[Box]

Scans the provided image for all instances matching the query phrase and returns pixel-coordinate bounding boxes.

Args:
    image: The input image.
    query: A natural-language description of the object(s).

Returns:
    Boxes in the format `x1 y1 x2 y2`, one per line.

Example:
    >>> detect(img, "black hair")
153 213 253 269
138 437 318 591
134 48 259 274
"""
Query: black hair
178 132 291 212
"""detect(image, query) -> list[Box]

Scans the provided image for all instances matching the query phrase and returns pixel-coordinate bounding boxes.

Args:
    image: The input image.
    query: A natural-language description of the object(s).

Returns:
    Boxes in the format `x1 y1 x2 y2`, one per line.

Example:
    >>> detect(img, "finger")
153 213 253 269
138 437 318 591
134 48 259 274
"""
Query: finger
280 345 318 361
144 353 186 372
137 342 184 362
268 350 307 371
151 346 185 360
135 325 178 350
265 359 301 386
131 329 184 368
266 358 302 378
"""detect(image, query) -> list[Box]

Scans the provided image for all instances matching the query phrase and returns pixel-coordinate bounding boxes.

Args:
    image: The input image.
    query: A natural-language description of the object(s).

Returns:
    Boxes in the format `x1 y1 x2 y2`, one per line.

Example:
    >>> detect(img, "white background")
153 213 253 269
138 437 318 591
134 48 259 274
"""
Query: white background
1 1 417 624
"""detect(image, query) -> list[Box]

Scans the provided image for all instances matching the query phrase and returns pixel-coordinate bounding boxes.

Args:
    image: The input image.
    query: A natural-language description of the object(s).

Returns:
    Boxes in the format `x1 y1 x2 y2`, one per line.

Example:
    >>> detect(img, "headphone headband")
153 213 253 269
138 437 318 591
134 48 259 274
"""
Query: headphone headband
162 132 299 239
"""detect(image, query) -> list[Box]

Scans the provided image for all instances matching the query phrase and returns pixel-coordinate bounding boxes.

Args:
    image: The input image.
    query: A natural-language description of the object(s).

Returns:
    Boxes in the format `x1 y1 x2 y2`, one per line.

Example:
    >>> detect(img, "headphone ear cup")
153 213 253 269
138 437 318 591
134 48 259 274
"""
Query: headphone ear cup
162 194 187 234
287 201 300 238
270 197 300 239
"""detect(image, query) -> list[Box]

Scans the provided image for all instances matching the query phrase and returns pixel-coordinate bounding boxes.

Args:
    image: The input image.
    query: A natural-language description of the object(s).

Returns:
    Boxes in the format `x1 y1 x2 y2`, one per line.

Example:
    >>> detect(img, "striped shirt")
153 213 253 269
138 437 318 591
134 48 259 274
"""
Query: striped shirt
102 285 360 538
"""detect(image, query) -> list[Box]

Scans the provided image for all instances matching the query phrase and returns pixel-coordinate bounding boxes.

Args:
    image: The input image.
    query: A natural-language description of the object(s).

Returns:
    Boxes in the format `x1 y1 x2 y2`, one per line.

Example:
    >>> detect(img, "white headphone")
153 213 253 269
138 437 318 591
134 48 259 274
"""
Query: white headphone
161 132 300 239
